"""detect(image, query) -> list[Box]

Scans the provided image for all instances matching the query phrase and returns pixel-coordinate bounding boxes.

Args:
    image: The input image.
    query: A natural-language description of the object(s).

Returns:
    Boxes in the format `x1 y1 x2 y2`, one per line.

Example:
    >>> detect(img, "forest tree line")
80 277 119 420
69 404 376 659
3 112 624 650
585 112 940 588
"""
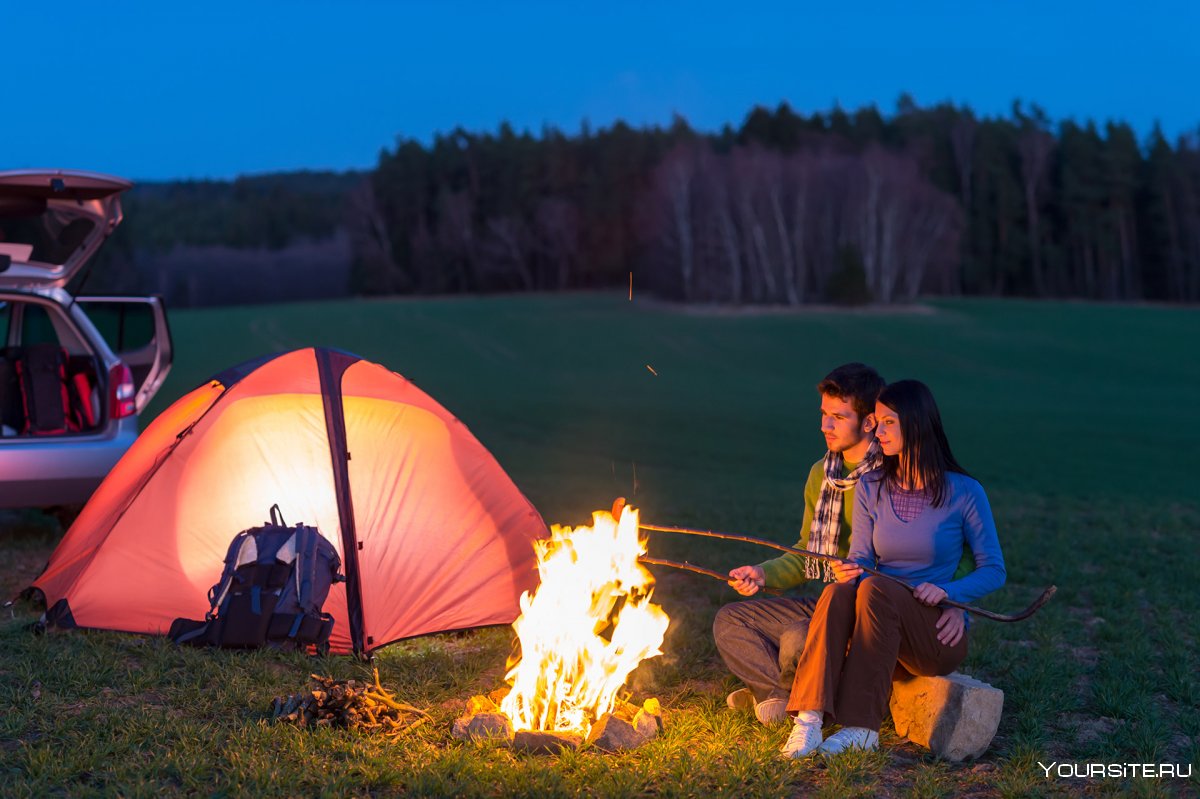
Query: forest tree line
91 98 1200 306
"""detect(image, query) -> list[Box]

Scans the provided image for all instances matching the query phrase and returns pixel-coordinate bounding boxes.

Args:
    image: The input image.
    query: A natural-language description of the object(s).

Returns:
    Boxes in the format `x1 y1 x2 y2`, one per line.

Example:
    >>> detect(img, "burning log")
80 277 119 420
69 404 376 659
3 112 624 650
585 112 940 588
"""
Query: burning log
451 691 662 753
270 669 430 739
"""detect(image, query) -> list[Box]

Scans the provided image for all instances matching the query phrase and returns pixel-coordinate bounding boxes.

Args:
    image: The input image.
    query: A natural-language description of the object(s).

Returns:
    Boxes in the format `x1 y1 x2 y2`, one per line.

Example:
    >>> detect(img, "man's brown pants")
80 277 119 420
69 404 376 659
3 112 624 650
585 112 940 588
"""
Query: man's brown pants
787 577 968 731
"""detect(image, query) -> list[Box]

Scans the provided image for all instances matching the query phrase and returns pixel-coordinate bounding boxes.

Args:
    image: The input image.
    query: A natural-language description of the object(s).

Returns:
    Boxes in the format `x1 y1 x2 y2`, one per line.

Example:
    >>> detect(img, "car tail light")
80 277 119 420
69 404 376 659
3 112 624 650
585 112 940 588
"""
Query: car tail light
109 362 137 419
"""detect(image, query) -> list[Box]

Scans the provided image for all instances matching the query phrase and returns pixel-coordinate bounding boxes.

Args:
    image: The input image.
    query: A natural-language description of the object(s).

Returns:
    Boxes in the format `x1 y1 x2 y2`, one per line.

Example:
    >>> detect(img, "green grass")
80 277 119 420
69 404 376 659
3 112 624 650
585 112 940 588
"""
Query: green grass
3 294 1199 797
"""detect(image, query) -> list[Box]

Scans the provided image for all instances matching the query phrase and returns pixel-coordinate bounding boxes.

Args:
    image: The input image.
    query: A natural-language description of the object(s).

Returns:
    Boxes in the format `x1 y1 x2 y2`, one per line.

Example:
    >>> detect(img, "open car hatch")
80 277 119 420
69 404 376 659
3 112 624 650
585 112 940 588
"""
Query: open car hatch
0 170 132 289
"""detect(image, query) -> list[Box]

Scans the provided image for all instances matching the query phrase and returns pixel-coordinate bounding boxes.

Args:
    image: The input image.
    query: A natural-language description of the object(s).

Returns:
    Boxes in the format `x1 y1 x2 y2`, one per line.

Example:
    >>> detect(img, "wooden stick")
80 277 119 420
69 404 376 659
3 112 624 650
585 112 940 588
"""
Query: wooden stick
638 556 783 596
639 522 1056 623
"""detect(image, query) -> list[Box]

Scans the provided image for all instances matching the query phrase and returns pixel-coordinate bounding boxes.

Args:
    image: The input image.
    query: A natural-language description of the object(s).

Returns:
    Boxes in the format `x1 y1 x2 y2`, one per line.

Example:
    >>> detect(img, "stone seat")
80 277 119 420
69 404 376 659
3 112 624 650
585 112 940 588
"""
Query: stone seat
889 671 1003 761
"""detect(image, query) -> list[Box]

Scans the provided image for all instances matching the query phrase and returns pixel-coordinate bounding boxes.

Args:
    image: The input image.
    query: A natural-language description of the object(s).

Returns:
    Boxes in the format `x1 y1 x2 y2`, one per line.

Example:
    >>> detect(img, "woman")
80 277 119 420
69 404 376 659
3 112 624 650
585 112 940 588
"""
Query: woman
781 379 1006 757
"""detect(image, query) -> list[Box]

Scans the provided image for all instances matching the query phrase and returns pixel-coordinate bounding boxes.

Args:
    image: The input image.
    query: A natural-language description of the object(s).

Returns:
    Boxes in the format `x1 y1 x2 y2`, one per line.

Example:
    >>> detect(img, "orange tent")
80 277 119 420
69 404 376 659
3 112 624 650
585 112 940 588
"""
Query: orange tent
32 348 547 656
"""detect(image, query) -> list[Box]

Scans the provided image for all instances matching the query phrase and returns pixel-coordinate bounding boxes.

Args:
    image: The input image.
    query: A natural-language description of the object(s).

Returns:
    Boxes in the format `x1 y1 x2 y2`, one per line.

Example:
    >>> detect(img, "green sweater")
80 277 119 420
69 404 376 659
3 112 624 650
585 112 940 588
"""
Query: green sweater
758 457 860 590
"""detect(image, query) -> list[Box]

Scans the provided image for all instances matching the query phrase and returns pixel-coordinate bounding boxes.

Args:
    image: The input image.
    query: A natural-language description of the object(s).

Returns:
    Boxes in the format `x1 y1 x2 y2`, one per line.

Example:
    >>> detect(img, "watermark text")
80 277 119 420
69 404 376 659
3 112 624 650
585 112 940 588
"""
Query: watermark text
1038 761 1193 779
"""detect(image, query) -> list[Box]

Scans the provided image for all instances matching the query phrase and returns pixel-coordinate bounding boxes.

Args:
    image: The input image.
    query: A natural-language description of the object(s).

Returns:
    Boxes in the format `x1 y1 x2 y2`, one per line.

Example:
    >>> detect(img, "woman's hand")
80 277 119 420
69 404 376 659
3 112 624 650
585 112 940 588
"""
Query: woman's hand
935 607 966 646
728 565 766 596
913 582 948 606
831 560 863 583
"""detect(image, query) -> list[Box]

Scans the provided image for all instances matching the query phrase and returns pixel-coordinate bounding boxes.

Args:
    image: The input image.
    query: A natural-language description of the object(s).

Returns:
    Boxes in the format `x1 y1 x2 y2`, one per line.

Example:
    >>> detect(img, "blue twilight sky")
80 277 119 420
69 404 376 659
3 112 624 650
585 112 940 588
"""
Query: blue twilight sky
4 1 1197 181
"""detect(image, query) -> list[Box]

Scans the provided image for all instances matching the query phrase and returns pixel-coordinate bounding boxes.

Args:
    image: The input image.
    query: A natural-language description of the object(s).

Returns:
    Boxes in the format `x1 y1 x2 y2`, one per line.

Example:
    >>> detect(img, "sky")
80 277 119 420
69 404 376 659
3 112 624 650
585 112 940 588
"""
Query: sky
5 1 1198 181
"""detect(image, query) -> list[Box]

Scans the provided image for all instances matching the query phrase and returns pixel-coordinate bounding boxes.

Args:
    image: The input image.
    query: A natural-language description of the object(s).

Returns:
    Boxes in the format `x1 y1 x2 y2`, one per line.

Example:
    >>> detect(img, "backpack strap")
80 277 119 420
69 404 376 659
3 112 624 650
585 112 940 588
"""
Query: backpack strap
207 532 257 619
270 504 286 527
294 525 322 615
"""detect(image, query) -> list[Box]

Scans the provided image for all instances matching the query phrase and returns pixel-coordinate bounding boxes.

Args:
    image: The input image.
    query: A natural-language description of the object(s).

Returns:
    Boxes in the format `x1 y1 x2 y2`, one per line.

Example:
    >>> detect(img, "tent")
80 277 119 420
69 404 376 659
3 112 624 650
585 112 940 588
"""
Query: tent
31 347 548 656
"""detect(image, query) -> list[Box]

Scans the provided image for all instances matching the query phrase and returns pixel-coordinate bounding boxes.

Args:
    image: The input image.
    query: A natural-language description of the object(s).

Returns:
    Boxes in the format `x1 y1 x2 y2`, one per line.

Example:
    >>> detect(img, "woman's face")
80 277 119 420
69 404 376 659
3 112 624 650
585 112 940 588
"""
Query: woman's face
874 400 903 457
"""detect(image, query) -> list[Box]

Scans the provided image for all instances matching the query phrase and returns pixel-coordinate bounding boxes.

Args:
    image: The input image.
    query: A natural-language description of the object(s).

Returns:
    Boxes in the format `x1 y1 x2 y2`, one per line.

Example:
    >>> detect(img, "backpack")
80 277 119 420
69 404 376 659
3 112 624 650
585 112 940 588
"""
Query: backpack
168 505 343 652
15 344 73 435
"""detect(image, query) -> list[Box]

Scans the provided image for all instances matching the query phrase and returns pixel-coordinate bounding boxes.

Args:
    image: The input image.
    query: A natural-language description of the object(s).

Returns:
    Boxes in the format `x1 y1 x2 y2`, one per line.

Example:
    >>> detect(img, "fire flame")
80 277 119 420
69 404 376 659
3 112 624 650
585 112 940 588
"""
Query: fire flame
501 504 669 734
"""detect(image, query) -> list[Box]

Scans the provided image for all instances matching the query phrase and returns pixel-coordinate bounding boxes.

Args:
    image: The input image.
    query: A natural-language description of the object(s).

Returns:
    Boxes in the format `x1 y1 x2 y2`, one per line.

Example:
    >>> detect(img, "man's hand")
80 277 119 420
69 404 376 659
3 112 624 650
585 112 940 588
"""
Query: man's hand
830 560 863 583
913 582 948 606
728 565 766 596
935 607 966 646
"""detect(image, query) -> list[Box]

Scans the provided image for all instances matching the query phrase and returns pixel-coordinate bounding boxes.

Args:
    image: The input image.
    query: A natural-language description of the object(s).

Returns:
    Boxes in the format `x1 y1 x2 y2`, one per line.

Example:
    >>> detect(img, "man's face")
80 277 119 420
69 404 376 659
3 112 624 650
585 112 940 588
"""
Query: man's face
819 393 870 453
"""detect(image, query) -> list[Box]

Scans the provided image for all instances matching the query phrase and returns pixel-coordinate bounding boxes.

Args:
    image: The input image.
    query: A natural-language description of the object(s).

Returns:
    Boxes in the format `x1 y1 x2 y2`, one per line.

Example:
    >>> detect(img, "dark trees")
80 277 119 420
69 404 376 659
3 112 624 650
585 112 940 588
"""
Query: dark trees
90 101 1200 308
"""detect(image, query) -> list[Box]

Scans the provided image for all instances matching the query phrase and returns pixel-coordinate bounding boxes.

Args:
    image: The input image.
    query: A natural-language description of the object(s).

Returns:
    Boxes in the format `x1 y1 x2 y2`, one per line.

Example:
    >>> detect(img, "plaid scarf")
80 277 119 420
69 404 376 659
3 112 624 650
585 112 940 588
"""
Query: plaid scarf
806 438 883 581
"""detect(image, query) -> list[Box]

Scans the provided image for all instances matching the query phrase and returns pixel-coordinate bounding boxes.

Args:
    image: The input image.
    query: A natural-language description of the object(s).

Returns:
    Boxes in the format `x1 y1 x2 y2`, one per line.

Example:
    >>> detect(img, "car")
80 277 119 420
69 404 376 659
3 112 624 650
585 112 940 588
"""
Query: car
0 169 172 508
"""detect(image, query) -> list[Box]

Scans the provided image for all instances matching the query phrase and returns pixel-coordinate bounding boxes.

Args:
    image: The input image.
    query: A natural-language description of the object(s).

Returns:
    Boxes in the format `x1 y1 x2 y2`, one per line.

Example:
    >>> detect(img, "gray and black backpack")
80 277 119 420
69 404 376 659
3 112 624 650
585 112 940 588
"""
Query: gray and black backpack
169 505 343 652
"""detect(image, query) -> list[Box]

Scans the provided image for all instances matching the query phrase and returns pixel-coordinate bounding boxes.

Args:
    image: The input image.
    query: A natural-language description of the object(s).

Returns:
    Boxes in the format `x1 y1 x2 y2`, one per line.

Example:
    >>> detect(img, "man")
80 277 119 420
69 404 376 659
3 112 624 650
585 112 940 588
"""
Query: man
712 362 884 725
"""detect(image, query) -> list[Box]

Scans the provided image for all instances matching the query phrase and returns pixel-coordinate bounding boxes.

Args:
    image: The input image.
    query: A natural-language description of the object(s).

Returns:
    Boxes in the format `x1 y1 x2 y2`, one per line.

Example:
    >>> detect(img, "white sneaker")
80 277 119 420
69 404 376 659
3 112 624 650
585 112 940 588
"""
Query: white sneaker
726 688 755 711
754 698 788 726
818 726 879 755
726 689 788 726
780 711 823 758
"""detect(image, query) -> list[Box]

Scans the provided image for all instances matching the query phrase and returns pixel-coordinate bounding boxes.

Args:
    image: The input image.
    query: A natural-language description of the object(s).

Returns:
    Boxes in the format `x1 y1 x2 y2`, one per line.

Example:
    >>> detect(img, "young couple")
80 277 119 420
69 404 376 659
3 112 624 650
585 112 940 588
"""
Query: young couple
712 363 1006 758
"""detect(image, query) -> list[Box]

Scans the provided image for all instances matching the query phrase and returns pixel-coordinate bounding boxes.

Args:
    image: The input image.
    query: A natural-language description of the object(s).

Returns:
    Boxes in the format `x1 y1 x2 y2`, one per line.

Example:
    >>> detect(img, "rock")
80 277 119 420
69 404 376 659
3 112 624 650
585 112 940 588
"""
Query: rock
585 698 663 751
467 712 515 743
640 698 664 732
451 715 471 739
451 712 514 743
889 672 1003 761
586 709 659 751
512 729 583 754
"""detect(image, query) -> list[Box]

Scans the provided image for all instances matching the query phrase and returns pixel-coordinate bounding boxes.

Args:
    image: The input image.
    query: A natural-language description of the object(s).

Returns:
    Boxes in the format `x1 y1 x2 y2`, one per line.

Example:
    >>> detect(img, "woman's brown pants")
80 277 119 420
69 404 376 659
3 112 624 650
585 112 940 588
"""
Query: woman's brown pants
787 577 968 731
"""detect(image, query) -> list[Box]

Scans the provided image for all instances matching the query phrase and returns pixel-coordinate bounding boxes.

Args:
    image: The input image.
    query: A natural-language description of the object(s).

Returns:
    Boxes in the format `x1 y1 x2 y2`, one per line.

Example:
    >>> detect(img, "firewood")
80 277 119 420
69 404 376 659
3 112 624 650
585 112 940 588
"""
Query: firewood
270 673 430 738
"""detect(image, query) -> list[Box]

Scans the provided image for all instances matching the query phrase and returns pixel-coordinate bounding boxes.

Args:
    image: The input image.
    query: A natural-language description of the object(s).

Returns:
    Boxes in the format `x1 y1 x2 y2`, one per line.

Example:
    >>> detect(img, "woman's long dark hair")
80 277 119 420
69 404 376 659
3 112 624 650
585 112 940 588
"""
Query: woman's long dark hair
877 380 969 507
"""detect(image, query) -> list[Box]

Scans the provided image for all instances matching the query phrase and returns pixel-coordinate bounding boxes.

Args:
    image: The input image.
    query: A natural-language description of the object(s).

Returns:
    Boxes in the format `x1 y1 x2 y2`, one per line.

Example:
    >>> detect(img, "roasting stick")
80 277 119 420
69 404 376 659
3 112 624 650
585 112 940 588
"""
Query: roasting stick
638 556 783 596
639 521 1055 623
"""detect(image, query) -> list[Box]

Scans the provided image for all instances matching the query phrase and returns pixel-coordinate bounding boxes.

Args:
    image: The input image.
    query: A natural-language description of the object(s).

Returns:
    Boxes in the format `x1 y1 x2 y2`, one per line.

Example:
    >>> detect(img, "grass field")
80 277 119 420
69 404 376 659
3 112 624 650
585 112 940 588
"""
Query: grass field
2 294 1198 797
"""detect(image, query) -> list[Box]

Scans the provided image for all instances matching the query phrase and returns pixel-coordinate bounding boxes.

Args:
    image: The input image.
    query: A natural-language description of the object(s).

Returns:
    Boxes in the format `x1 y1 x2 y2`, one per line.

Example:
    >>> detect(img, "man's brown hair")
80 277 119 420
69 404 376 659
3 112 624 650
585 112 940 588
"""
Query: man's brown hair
817 362 884 421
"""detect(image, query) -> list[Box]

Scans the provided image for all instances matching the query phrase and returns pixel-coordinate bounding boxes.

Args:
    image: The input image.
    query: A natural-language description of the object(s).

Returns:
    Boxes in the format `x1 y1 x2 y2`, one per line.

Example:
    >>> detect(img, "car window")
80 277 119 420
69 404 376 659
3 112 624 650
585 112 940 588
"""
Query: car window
20 303 61 346
0 302 10 346
84 303 155 353
0 207 96 266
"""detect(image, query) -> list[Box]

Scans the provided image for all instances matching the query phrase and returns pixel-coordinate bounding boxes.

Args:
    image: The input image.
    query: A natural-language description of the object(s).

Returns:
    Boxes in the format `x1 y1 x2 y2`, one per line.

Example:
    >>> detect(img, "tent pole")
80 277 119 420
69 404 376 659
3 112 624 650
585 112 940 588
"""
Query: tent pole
316 349 369 659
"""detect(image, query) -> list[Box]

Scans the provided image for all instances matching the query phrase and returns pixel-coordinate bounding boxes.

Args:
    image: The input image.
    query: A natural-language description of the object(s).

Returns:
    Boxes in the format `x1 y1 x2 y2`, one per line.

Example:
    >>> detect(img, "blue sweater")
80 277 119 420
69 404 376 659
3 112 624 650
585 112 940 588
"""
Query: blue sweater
850 472 1006 605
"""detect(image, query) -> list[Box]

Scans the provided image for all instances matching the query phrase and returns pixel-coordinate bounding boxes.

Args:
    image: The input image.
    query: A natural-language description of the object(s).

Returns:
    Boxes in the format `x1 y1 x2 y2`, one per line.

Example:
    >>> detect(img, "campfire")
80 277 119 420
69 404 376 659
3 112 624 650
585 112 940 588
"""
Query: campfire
451 500 1055 754
453 501 669 752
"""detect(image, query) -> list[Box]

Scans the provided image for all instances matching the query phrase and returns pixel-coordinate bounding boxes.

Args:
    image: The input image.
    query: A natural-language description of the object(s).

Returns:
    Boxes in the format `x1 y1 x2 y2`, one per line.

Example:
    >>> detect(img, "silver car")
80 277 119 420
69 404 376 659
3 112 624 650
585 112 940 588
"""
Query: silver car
0 169 172 508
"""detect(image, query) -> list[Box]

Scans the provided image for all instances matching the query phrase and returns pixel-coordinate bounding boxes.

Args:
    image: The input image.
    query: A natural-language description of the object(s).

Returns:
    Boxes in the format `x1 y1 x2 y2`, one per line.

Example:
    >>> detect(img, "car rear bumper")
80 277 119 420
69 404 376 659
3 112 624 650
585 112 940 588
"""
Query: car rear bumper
0 420 137 508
